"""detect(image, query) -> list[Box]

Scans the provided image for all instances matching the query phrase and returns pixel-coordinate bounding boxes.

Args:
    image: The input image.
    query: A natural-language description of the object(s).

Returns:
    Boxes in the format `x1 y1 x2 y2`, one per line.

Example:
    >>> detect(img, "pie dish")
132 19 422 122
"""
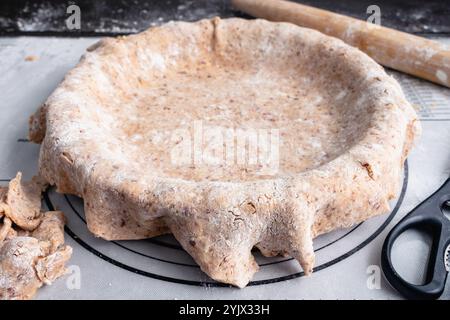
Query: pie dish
29 17 420 287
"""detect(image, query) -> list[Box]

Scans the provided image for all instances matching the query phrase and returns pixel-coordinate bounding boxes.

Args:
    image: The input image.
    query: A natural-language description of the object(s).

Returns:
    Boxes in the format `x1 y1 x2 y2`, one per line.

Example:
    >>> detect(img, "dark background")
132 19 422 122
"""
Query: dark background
0 0 449 36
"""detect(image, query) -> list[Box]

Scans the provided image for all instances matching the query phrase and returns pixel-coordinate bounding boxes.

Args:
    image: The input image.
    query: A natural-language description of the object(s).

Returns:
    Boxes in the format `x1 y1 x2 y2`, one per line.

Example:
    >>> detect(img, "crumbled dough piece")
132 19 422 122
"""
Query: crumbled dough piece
0 221 72 299
0 176 72 300
0 237 45 300
16 229 30 237
0 236 71 299
0 217 12 245
35 246 72 285
32 211 66 253
5 172 48 231
5 227 17 241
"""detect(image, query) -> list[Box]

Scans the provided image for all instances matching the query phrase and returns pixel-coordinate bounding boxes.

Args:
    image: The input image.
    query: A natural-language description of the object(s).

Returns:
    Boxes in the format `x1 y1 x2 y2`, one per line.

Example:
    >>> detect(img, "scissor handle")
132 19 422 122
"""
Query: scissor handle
381 178 450 300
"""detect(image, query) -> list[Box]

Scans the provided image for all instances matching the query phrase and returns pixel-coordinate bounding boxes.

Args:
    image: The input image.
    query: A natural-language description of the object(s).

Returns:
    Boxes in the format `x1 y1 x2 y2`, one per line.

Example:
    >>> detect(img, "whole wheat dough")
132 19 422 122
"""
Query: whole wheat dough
5 173 48 231
0 174 72 299
0 236 72 300
0 237 45 300
31 211 66 252
0 217 12 245
0 187 7 219
30 18 420 287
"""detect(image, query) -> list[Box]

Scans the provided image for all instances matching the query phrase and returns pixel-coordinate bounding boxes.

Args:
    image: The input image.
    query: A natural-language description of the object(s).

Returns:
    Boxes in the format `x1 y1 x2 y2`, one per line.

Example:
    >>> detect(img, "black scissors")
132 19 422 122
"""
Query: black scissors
381 177 450 300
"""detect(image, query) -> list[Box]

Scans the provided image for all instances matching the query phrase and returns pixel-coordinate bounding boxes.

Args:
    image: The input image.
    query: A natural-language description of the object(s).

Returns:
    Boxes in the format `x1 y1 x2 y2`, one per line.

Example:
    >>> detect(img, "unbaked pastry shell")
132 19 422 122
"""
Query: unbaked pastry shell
30 18 420 288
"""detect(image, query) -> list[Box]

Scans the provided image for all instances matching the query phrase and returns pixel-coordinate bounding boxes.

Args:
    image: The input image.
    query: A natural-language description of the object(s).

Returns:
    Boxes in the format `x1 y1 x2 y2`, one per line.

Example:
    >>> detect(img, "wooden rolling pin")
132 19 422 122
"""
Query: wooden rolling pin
232 0 450 88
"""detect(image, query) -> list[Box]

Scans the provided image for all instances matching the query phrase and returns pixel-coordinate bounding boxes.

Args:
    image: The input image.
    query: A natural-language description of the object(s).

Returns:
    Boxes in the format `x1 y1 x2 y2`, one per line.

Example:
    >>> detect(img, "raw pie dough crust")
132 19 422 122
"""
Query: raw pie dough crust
30 18 420 287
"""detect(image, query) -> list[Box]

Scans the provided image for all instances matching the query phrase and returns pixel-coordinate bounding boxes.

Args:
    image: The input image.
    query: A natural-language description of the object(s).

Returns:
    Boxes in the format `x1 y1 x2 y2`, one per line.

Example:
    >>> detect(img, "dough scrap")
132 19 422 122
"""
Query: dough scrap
32 211 66 253
35 246 72 285
0 220 72 300
5 172 48 231
0 217 12 245
5 227 17 241
0 237 44 300
0 187 7 219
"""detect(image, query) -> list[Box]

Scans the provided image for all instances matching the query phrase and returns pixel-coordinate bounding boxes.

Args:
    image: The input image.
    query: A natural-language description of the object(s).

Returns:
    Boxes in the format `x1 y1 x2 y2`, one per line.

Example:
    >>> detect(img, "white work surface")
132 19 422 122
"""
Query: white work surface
0 36 449 300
